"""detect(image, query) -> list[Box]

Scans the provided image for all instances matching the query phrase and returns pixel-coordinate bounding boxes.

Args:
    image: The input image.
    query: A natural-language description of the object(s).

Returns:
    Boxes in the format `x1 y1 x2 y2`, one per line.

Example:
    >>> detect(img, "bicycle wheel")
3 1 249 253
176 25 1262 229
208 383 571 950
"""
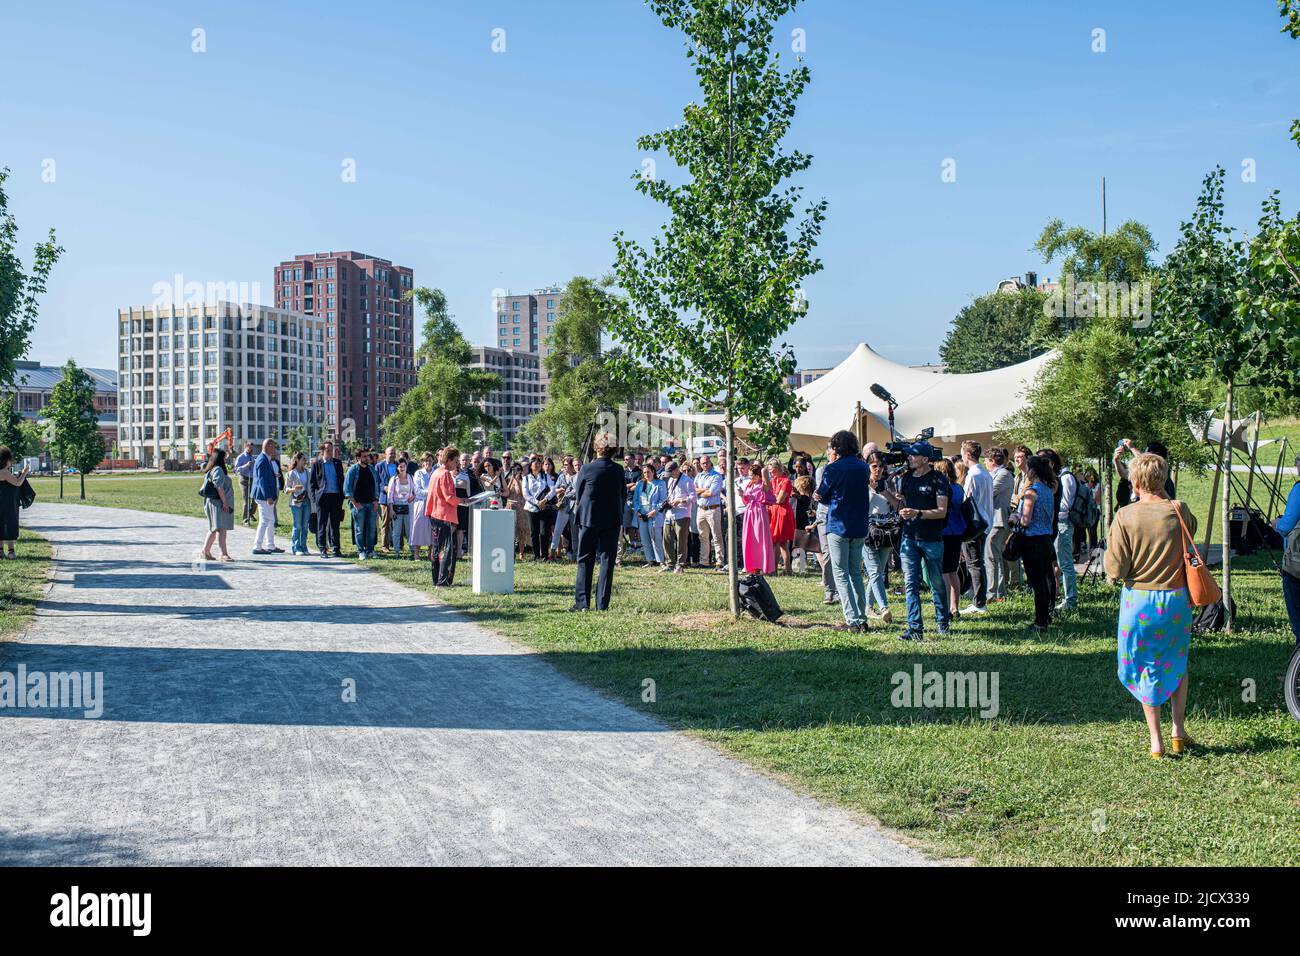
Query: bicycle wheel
1285 646 1300 722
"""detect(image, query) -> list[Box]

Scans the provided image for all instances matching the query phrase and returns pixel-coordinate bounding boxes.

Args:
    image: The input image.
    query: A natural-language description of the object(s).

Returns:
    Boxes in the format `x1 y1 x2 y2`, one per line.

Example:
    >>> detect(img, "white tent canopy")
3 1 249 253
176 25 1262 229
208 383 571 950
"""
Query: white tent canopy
695 343 1051 453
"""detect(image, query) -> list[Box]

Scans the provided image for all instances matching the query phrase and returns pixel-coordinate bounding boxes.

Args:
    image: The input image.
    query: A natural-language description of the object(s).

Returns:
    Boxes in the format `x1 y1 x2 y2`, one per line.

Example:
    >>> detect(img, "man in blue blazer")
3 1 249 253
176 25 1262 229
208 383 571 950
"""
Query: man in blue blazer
250 438 282 555
571 432 627 611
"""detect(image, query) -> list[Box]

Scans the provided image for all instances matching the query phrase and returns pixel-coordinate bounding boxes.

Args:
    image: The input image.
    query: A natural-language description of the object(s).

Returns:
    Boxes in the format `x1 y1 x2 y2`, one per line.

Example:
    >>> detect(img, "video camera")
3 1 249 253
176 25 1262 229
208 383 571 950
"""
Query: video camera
880 427 943 468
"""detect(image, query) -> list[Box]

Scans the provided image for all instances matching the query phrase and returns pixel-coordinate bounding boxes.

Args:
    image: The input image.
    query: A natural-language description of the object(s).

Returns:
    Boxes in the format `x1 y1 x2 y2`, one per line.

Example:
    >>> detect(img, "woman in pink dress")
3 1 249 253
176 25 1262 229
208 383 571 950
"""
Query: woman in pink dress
742 461 776 575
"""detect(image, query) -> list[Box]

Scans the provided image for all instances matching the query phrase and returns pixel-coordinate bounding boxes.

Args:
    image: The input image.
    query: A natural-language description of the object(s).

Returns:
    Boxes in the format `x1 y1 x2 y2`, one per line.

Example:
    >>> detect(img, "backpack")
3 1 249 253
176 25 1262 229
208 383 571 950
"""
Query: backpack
960 495 987 541
1066 473 1092 529
737 573 782 623
1285 513 1300 583
1083 483 1100 528
1192 599 1234 634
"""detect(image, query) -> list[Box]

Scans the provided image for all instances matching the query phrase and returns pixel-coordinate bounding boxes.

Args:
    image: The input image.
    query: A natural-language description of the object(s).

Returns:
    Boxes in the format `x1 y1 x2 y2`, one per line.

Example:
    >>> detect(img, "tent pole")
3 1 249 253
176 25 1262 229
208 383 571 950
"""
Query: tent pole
1244 410 1262 509
1267 437 1289 519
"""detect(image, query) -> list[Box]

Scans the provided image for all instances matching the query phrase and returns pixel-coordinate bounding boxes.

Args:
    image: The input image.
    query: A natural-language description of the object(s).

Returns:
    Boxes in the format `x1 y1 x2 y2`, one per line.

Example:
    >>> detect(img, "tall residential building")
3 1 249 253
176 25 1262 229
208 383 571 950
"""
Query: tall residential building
274 251 415 446
468 346 542 443
493 285 564 398
116 302 327 466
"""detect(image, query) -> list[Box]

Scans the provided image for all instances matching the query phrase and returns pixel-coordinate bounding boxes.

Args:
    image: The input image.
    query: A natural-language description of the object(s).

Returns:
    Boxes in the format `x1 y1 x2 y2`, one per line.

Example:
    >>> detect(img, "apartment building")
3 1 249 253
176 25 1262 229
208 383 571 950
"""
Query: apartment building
5 359 119 449
116 302 327 466
274 250 415 446
467 346 542 443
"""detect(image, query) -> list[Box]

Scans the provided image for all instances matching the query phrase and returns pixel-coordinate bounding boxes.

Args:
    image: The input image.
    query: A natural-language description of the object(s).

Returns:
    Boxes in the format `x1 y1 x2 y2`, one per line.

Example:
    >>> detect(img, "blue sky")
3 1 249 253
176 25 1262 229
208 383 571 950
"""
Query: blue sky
2 0 1297 372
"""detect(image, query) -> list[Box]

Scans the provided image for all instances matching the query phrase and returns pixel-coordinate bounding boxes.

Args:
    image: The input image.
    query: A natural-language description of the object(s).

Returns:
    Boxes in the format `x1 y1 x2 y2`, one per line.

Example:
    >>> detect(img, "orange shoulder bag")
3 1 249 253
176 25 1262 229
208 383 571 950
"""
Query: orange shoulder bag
1171 501 1222 607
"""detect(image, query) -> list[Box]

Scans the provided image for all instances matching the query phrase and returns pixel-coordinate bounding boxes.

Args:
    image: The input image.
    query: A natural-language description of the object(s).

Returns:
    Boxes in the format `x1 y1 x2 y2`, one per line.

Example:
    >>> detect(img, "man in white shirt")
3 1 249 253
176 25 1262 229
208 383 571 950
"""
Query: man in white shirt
661 460 695 573
694 455 726 570
983 447 1015 601
1054 456 1080 611
961 440 994 614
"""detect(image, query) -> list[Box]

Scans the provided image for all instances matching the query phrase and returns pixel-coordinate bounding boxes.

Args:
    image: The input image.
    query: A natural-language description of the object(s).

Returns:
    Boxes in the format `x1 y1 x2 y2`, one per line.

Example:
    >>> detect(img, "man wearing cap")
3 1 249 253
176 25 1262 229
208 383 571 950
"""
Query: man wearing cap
661 459 694 573
881 441 951 641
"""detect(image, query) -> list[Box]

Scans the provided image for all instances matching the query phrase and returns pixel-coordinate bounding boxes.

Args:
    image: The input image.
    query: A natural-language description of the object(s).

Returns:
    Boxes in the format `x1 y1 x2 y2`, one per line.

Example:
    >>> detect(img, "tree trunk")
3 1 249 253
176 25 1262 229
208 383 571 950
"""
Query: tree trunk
80 470 86 500
1203 412 1227 559
724 414 739 618
1221 380 1233 633
58 459 64 499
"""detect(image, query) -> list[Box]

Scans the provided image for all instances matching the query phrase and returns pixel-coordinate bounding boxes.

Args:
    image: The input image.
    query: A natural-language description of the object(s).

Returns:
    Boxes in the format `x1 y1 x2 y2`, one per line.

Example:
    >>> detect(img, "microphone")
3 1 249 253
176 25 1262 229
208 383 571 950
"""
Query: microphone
870 383 895 405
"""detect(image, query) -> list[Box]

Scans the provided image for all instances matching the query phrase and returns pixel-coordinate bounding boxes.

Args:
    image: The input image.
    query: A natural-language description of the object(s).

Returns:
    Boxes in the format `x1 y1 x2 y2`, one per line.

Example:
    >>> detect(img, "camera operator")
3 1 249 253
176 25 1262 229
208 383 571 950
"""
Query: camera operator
864 451 896 624
880 441 951 641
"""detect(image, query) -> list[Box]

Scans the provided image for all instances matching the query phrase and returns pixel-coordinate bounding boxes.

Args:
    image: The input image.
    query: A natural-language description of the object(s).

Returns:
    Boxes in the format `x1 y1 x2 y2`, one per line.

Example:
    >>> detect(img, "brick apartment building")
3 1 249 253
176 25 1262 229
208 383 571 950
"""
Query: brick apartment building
5 359 118 452
274 251 415 447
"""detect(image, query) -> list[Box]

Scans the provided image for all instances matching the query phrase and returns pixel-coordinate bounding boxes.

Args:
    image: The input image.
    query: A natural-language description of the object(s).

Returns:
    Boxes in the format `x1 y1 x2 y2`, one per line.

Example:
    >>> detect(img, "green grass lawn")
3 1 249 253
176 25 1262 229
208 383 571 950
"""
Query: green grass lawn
355 549 1300 867
31 470 1300 865
0 527 52 641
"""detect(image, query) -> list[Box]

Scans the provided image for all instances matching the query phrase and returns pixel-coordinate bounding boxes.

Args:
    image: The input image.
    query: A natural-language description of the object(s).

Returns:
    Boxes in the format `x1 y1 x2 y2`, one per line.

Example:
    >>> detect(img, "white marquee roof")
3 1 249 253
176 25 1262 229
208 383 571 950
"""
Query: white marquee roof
652 343 1056 453
774 343 1054 450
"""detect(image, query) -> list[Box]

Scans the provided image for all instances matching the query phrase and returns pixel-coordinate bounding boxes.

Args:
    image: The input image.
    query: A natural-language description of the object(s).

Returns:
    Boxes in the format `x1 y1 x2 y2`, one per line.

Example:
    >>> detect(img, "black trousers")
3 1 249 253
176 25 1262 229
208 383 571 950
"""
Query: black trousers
316 493 343 554
961 531 987 608
574 524 619 610
430 518 458 586
529 509 555 560
1022 534 1055 629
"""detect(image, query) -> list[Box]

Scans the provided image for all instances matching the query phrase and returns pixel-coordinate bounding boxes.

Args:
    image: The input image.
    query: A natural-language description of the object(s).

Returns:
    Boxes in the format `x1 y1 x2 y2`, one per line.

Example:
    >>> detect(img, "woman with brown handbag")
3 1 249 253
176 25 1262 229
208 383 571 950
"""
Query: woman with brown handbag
1103 453 1205 759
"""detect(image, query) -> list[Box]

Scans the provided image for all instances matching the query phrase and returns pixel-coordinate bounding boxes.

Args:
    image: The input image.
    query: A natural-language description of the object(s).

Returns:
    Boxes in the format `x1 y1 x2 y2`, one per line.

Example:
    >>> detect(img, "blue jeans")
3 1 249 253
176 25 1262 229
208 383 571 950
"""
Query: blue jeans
1056 521 1078 608
900 535 948 632
290 502 310 554
1282 571 1300 648
862 544 890 610
351 502 377 555
827 533 867 626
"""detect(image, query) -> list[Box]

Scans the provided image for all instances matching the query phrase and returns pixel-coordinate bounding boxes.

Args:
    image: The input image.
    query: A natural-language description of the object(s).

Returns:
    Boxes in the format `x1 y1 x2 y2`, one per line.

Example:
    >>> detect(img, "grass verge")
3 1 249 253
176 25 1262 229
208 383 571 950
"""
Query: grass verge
0 527 52 642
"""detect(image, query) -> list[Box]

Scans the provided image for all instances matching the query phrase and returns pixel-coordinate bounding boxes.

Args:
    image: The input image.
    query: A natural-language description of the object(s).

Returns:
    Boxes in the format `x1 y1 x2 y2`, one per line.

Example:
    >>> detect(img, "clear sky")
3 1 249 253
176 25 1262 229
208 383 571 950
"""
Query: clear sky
2 0 1297 373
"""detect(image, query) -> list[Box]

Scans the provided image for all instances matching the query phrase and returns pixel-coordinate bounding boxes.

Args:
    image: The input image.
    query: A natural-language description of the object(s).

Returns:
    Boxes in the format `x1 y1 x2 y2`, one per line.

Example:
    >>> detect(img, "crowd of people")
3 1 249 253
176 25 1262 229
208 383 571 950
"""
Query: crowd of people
187 427 1300 758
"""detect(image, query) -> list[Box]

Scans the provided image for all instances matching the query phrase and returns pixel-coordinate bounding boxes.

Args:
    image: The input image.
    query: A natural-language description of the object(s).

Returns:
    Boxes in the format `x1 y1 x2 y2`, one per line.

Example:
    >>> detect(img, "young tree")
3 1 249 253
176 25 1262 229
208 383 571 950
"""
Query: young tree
1136 167 1300 630
46 360 104 499
381 288 500 453
516 276 651 454
0 393 34 459
0 168 63 389
998 314 1207 477
609 0 826 616
939 287 1049 373
282 423 312 457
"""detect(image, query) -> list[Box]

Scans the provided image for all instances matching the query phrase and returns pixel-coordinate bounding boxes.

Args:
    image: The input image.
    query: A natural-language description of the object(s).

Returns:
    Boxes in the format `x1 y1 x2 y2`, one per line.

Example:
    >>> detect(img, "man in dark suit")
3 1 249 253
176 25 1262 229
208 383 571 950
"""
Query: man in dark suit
308 440 346 558
571 432 626 611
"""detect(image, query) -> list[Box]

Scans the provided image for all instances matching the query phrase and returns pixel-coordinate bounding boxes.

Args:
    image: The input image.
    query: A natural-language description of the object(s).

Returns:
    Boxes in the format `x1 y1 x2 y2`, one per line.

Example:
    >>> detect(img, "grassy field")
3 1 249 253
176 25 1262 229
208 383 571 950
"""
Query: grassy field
29 468 1300 865
28 471 291 531
356 548 1299 867
0 527 52 641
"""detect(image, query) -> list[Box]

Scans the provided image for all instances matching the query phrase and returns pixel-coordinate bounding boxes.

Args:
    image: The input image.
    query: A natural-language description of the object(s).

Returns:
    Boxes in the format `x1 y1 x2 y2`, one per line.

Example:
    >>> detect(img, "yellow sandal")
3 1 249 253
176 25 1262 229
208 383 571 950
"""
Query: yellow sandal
1170 736 1196 755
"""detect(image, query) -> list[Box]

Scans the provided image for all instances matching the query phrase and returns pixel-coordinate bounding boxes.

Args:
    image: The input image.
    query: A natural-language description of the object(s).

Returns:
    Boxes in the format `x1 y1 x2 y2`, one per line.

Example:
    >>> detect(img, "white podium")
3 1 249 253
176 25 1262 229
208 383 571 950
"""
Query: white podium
472 507 516 594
